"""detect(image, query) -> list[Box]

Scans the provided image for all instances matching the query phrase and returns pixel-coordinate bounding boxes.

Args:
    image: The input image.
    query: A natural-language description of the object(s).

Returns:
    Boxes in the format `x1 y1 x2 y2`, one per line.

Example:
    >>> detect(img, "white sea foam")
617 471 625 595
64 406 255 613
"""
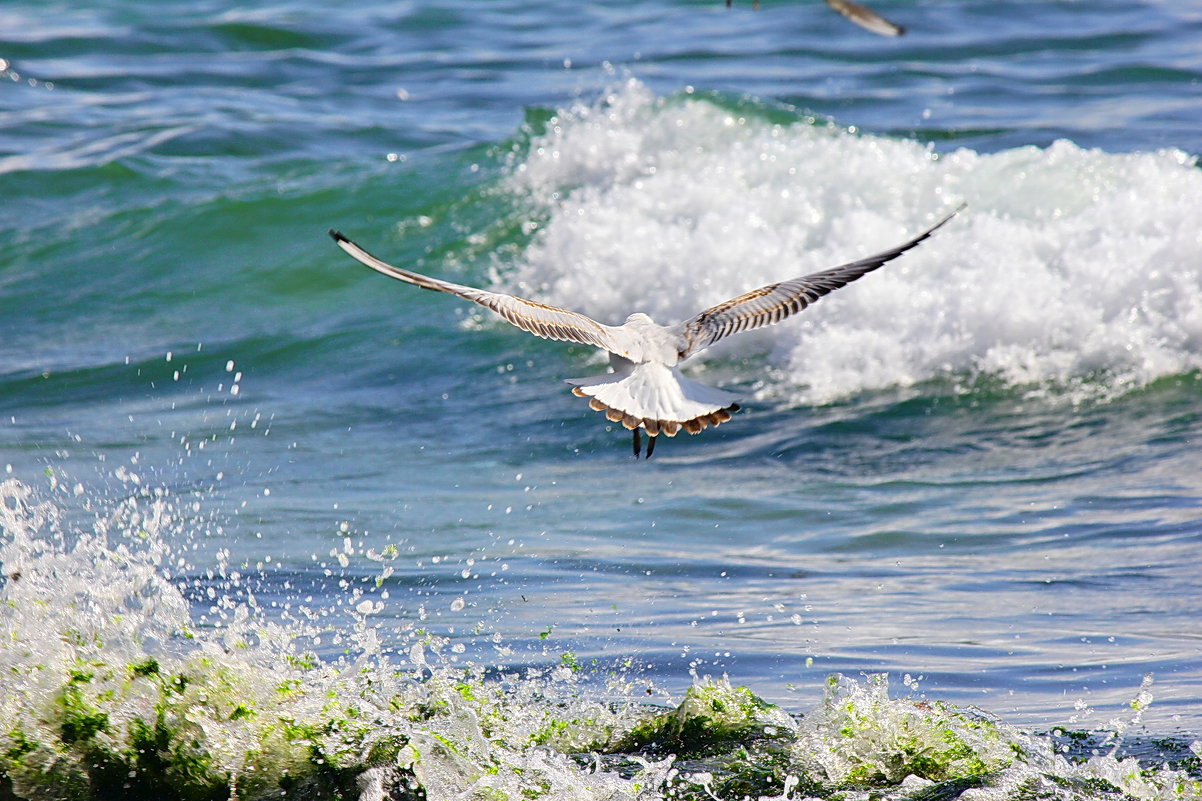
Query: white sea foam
502 79 1202 404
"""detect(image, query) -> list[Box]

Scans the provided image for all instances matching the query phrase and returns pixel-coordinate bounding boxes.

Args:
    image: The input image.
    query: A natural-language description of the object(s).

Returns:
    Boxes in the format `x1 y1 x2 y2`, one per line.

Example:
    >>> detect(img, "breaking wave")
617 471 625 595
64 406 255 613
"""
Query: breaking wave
500 79 1202 405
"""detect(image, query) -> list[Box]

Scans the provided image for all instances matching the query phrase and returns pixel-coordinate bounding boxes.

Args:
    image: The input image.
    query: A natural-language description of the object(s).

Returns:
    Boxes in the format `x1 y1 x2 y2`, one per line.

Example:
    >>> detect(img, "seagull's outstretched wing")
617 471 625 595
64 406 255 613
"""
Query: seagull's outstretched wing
677 207 961 359
329 230 623 351
824 0 905 36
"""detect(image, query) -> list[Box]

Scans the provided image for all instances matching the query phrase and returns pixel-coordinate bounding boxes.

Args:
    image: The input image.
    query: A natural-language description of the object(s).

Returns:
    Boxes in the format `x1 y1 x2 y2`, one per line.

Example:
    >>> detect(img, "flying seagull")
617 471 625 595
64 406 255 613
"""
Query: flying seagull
329 207 960 457
726 0 906 37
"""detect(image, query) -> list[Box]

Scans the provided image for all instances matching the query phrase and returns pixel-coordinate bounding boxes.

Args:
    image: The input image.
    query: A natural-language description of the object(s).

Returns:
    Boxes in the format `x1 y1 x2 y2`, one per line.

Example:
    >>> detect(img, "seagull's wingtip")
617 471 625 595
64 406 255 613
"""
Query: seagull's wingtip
328 228 347 243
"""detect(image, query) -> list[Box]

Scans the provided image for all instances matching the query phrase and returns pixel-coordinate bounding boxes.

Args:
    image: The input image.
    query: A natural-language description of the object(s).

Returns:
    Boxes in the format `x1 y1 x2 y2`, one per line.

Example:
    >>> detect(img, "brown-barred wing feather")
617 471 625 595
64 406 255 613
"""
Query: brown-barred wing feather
677 207 961 359
329 230 621 352
824 0 905 37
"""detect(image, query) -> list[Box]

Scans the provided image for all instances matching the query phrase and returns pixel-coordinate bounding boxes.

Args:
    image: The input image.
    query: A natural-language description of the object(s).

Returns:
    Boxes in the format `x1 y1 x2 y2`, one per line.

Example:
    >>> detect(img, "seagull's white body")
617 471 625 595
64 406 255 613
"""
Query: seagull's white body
330 207 959 455
567 331 741 438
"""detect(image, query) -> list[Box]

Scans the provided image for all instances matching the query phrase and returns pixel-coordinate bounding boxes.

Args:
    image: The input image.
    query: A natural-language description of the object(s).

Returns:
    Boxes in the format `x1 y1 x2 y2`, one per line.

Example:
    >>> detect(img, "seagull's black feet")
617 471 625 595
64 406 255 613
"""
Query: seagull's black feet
632 429 658 458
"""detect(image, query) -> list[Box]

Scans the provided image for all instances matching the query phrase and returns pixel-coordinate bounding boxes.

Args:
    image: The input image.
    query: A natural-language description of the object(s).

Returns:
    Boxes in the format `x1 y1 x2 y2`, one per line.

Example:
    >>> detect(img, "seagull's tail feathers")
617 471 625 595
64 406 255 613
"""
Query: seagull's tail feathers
567 363 740 436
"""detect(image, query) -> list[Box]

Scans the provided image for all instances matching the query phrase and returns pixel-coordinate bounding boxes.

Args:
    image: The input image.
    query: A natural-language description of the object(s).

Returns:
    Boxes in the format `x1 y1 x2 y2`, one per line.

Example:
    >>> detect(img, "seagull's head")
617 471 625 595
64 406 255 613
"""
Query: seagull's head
623 312 655 327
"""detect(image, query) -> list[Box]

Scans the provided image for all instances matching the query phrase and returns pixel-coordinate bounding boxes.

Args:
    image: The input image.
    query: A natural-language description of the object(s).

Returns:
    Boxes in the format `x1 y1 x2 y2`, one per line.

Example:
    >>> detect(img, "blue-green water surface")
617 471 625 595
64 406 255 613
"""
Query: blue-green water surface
2 2 1202 799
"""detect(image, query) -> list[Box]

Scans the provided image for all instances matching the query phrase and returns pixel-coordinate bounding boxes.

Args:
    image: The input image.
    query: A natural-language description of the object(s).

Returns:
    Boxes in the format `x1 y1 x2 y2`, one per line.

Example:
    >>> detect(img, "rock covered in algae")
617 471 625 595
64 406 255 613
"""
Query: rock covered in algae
616 675 796 758
789 672 1021 787
785 673 1202 800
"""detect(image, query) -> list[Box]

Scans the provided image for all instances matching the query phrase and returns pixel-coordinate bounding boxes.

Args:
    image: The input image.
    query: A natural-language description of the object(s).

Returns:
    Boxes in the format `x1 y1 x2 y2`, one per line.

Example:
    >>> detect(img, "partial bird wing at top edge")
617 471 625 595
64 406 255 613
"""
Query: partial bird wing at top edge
329 230 623 351
676 206 962 359
824 0 905 36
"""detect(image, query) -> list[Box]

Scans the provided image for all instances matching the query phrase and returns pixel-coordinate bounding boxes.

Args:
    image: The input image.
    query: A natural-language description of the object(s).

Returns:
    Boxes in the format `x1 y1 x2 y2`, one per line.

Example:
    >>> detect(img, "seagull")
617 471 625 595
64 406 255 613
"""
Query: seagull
329 207 960 457
726 0 906 37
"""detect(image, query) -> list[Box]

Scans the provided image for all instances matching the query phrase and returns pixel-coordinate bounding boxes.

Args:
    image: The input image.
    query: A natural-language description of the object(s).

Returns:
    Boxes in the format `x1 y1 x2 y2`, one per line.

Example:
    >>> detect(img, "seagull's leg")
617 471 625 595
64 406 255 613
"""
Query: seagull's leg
645 434 657 459
632 428 641 458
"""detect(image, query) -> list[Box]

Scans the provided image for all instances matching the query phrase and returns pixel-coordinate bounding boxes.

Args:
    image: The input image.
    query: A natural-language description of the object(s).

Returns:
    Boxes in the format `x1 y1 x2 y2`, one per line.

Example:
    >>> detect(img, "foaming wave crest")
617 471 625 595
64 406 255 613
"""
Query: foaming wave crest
503 79 1202 404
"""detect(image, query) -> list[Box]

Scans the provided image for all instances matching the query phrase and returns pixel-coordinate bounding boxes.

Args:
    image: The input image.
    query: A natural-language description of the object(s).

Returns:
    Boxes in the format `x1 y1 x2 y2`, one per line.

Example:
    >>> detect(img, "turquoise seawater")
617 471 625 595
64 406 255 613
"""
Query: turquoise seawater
3 2 1202 799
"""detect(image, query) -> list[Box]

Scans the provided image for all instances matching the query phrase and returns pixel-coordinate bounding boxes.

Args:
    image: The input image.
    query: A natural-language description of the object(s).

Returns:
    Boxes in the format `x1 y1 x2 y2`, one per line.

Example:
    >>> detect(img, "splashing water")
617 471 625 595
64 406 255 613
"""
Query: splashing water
500 79 1202 405
2 477 1199 800
0 478 650 800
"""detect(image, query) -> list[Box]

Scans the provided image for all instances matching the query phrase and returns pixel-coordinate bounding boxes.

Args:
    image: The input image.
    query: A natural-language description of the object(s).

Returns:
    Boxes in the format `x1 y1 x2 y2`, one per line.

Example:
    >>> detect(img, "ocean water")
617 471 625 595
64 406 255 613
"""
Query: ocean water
2 1 1202 799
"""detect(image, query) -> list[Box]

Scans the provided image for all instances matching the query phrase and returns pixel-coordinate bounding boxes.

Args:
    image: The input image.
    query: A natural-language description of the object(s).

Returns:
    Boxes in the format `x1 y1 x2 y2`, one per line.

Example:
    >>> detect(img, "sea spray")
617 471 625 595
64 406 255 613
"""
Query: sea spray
0 477 658 800
0 477 335 798
2 476 1199 800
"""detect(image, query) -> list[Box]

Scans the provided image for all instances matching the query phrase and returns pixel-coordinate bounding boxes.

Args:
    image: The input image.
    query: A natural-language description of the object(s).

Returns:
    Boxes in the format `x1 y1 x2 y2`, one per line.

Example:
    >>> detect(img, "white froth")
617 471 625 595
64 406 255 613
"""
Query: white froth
503 79 1202 404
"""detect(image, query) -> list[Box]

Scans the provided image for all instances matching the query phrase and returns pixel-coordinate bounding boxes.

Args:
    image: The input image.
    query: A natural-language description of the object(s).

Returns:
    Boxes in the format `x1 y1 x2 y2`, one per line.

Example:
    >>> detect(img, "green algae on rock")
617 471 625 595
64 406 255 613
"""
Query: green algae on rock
616 676 796 758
